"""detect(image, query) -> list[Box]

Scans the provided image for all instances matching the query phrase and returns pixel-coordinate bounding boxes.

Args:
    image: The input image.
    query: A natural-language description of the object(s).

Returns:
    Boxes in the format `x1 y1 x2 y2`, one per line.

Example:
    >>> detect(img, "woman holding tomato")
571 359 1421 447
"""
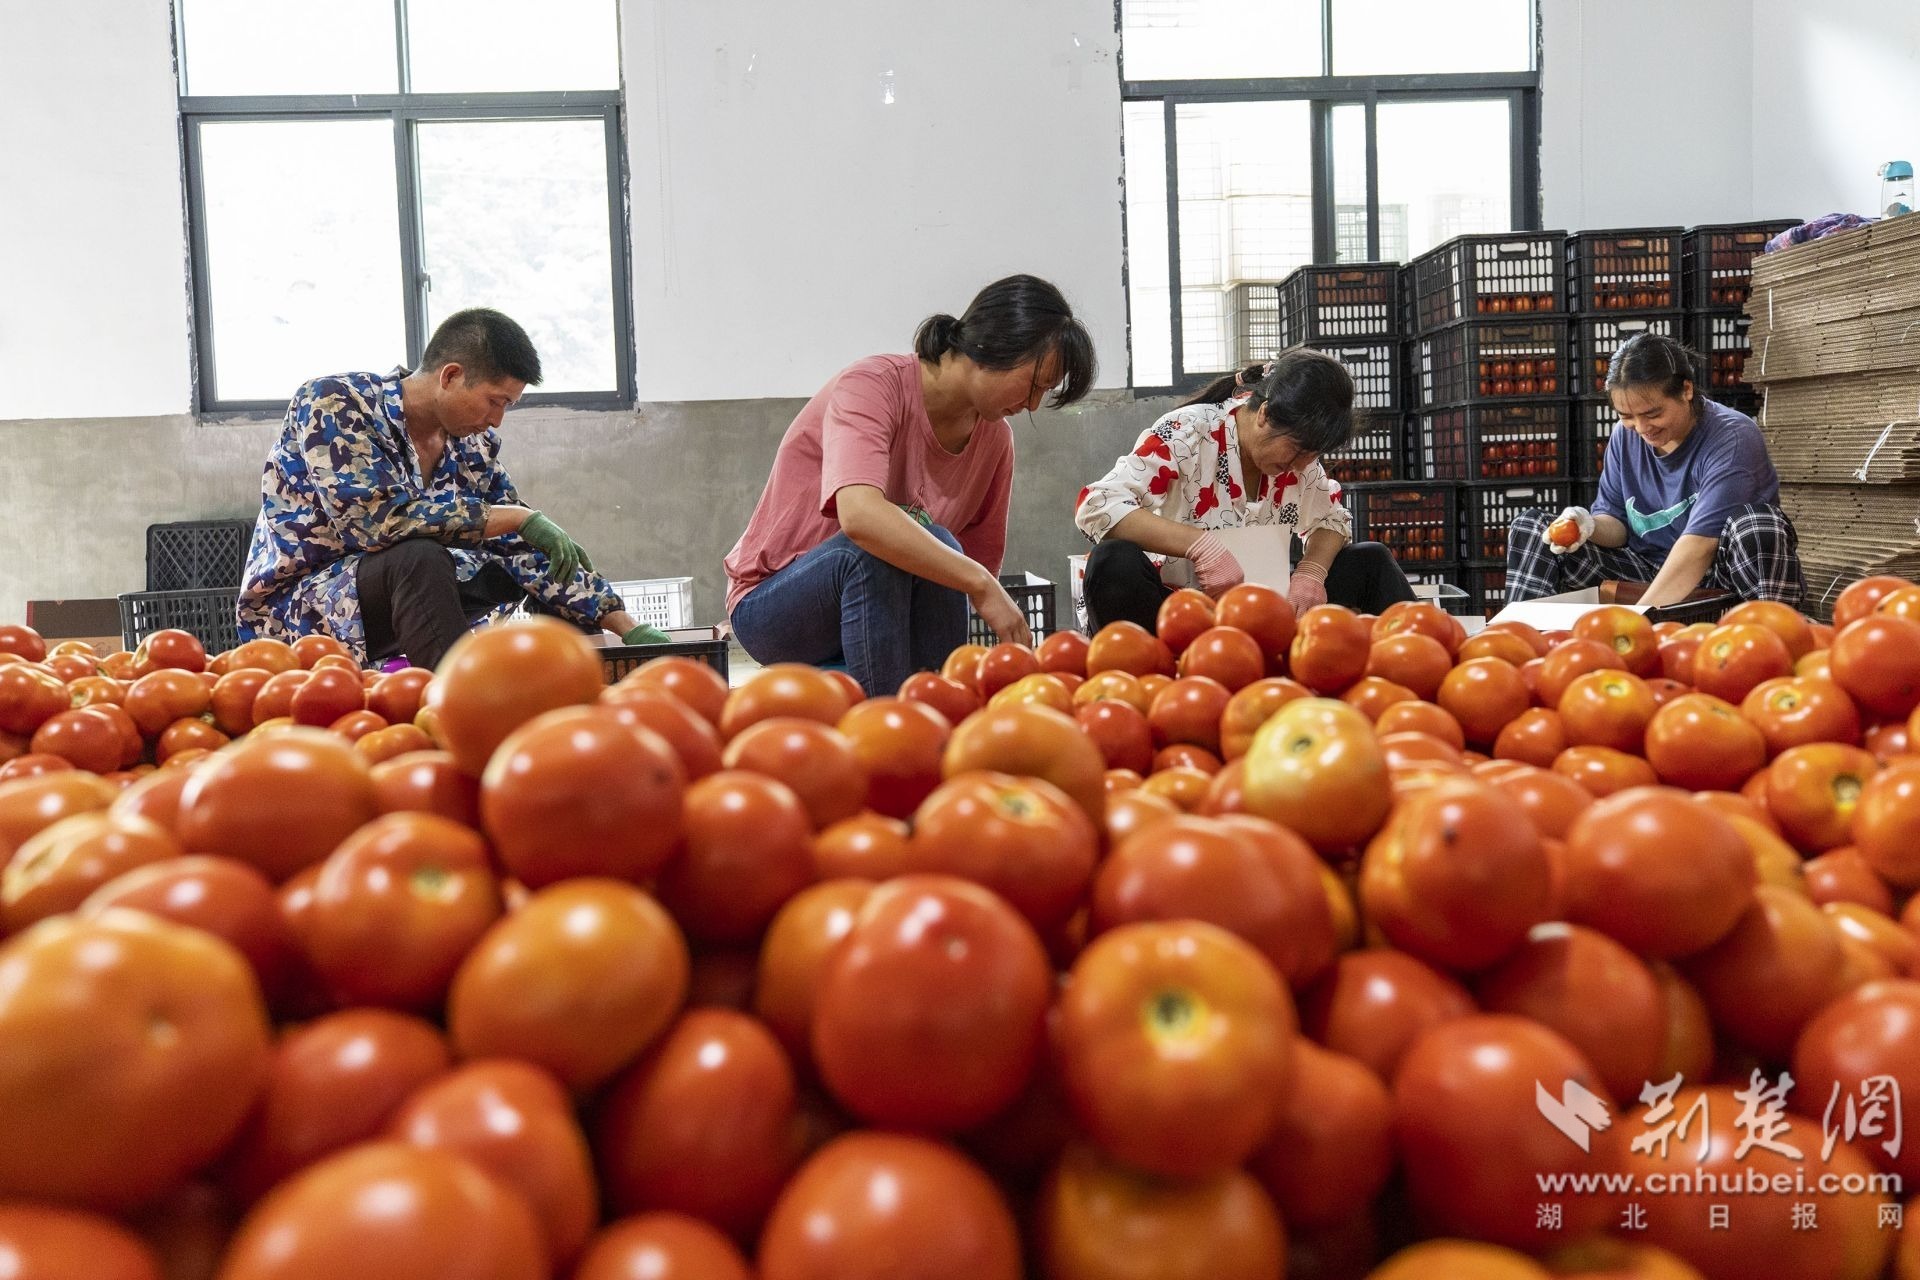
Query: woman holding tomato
1074 348 1415 630
726 275 1095 696
1507 333 1804 608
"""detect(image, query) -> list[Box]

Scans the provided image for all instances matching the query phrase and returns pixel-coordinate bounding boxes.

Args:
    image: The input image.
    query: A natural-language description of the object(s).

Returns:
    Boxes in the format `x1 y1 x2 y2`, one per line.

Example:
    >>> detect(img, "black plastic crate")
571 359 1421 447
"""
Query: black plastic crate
1565 227 1683 313
1686 310 1754 392
119 587 241 654
1415 319 1568 408
1708 387 1762 417
1324 413 1407 485
967 573 1057 647
1572 312 1683 395
146 519 253 591
1464 565 1510 617
1571 478 1600 508
1572 398 1619 479
1347 482 1457 566
1312 339 1403 414
1682 221 1799 309
1461 479 1573 565
1410 232 1566 332
1418 399 1568 482
600 638 731 685
1276 263 1401 345
1396 263 1416 336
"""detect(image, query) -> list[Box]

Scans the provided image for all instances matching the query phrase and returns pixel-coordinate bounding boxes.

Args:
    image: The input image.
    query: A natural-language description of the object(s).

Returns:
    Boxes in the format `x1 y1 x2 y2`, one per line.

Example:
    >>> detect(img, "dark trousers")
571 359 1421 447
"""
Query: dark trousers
356 538 531 671
1082 538 1416 633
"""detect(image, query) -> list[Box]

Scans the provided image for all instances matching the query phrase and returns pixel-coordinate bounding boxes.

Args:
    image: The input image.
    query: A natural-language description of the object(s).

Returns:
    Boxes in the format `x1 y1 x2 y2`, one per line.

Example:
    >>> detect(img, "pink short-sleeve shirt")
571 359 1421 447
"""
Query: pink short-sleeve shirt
724 354 1014 614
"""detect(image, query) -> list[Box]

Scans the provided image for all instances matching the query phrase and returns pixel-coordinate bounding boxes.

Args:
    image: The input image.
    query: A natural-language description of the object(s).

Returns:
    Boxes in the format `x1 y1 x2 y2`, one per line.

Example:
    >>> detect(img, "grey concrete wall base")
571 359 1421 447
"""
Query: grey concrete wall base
0 392 1177 635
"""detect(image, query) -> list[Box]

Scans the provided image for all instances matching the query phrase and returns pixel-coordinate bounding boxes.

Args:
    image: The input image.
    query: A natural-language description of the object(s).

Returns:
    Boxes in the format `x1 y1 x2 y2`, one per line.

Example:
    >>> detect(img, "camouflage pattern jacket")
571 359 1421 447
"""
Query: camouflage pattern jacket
235 368 619 663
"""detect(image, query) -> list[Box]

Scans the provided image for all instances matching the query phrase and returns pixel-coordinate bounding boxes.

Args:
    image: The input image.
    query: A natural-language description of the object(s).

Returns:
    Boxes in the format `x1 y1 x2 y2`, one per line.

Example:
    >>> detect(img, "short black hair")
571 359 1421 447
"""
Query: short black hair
1606 332 1699 410
912 274 1097 408
420 308 543 386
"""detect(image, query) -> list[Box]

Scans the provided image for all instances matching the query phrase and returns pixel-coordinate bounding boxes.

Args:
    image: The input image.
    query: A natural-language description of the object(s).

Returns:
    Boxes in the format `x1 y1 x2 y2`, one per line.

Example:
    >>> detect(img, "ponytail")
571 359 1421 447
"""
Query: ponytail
913 313 964 362
1181 347 1355 456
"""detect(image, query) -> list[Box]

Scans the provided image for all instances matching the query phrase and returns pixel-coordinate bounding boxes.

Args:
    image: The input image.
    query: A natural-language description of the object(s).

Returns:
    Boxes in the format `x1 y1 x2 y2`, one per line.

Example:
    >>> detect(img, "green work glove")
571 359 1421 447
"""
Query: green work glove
520 511 592 583
621 623 671 646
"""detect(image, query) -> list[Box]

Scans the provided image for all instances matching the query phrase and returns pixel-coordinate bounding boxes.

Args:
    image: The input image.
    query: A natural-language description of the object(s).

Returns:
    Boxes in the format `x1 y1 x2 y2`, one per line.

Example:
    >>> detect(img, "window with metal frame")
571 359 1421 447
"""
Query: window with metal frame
1120 0 1540 393
175 0 632 413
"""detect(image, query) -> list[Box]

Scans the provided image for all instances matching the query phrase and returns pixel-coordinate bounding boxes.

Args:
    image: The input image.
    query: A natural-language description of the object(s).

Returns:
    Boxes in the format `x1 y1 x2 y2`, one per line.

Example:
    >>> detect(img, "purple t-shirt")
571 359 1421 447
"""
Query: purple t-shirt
1593 399 1779 560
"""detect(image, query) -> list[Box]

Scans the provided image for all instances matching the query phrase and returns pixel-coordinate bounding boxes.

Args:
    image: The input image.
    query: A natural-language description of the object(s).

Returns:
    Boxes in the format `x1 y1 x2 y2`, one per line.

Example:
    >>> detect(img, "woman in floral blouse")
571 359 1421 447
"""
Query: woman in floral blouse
1075 348 1414 630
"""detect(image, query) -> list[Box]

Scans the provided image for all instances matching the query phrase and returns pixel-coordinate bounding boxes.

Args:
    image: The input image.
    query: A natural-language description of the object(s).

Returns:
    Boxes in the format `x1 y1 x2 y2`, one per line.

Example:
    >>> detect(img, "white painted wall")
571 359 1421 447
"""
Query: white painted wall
1750 0 1920 220
0 0 194 419
1538 0 1766 231
619 0 1128 401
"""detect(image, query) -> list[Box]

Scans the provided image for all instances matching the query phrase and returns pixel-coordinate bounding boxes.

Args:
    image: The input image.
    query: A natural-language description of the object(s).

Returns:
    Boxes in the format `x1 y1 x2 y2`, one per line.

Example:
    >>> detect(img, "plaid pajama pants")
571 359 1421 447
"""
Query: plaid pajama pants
1505 505 1807 606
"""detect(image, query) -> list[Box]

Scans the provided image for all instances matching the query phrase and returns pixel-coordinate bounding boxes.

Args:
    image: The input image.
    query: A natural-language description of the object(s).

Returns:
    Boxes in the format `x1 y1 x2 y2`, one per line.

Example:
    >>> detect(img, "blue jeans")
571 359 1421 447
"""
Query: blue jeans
729 527 969 696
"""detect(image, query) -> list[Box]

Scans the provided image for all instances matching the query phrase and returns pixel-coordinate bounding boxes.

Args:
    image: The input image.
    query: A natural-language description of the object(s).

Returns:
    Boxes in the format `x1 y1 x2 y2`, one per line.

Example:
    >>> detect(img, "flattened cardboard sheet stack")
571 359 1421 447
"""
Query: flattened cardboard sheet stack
1745 215 1920 616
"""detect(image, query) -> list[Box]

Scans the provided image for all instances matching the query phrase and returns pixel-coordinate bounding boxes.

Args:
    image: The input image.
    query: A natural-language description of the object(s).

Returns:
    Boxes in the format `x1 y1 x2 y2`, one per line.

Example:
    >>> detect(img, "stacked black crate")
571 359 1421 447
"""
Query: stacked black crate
1273 263 1408 486
1405 231 1572 614
1565 228 1685 517
1682 221 1798 421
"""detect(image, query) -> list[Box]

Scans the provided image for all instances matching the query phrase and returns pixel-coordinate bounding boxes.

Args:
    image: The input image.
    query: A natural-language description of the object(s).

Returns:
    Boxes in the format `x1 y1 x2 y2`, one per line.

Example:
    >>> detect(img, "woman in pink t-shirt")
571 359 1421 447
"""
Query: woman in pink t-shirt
726 275 1095 696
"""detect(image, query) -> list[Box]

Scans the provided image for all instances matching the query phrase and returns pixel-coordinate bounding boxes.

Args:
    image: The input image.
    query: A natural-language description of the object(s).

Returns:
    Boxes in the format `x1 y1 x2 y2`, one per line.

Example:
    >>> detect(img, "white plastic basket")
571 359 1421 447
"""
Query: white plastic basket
611 576 695 630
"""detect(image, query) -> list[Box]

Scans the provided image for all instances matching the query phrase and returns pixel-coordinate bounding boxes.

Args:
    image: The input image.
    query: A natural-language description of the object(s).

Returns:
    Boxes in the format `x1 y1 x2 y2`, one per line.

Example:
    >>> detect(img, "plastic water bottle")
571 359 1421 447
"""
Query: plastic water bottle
1880 161 1914 217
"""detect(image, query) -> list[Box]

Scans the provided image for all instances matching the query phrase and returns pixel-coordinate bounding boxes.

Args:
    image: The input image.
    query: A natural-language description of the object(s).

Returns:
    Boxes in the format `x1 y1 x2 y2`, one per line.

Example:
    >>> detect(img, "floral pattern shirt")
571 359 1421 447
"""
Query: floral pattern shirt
236 368 620 663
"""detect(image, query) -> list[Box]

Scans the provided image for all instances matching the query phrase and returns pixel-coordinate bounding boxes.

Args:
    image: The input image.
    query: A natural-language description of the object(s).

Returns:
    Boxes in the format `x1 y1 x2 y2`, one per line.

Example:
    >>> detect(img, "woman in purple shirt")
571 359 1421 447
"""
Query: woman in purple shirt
1506 333 1805 607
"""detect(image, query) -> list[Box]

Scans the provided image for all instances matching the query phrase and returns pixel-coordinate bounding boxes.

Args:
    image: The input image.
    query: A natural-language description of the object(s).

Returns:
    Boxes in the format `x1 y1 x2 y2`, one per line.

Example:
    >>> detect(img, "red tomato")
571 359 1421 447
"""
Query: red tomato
1091 814 1334 990
1179 625 1266 691
0 665 70 740
1367 1241 1551 1279
1288 605 1372 694
1145 675 1230 755
1216 584 1297 666
218 1009 451 1203
0 1202 162 1280
0 770 119 865
1366 633 1453 702
1036 1143 1285 1280
1 811 182 933
1722 599 1817 660
942 702 1106 824
1556 668 1656 753
1767 742 1879 853
906 772 1096 932
1683 884 1848 1059
1493 706 1568 768
448 879 689 1093
1834 575 1914 630
1559 787 1755 958
1855 761 1920 888
1573 604 1661 676
1341 675 1417 722
176 729 376 882
0 910 270 1210
720 717 866 830
1074 698 1154 774
1246 1039 1393 1230
1239 697 1390 853
809 812 910 881
656 771 815 945
305 812 502 1010
217 1142 546 1280
1477 921 1664 1103
719 664 852 740
1055 919 1295 1178
288 666 364 728
1395 1015 1622 1249
387 1062 596 1269
1553 744 1659 797
972 642 1038 700
754 878 875 1065
1218 677 1313 760
618 657 731 727
82 854 297 1006
898 671 979 725
367 667 432 726
1536 637 1629 708
1036 629 1092 677
1438 657 1531 747
29 706 126 773
1833 614 1920 720
574 1214 752 1280
1374 699 1467 749
1693 622 1794 704
1361 778 1553 972
156 717 229 764
0 625 48 664
369 749 481 827
352 723 436 764
1804 846 1897 914
247 669 310 727
1794 980 1920 1186
1156 588 1217 657
597 1009 799 1236
1484 764 1594 840
432 617 604 774
1301 949 1475 1082
480 705 685 887
757 1133 1020 1280
1644 692 1767 791
812 875 1050 1131
837 696 950 818
1373 602 1463 656
105 764 192 838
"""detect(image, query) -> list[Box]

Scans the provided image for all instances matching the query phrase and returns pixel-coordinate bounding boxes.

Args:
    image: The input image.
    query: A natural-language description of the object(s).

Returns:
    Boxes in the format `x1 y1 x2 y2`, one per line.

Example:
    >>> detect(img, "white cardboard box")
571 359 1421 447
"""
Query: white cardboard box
1488 586 1652 630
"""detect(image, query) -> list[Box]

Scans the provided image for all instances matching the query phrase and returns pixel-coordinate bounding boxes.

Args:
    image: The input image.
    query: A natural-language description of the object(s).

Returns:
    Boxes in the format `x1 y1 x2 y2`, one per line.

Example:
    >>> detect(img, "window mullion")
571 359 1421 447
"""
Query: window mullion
1321 0 1334 77
1163 97 1184 385
393 0 411 95
1364 92 1380 260
393 111 427 367
1310 100 1333 264
601 106 636 403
